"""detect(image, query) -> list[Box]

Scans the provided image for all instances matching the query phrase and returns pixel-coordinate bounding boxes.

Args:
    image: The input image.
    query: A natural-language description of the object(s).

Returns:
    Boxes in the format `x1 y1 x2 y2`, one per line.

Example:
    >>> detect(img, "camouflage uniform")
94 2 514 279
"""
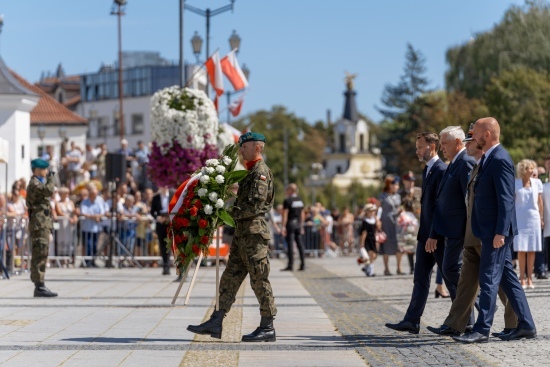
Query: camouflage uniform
218 159 277 317
27 174 55 285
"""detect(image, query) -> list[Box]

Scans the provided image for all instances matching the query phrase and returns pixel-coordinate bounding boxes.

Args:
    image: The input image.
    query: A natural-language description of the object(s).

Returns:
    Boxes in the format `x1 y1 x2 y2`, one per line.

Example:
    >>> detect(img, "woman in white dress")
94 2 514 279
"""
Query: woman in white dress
514 159 544 289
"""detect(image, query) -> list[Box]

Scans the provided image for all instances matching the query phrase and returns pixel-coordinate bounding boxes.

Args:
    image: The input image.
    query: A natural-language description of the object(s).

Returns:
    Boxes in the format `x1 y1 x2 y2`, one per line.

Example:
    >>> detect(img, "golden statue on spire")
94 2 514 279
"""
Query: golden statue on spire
344 72 357 91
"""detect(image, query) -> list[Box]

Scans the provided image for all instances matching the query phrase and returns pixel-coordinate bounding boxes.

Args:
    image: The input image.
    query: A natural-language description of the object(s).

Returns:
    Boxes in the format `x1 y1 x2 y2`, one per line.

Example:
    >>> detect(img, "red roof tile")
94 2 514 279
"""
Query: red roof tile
11 71 87 125
63 95 81 108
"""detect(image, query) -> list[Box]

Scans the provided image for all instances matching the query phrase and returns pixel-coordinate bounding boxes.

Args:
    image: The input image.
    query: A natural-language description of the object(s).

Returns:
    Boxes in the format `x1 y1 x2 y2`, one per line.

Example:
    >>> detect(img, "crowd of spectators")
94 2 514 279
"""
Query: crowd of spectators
1 139 159 272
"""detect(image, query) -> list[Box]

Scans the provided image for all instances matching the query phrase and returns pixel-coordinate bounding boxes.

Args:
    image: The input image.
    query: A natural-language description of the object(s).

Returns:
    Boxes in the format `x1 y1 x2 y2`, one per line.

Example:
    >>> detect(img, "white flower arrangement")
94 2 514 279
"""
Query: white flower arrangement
198 188 208 197
150 86 219 155
204 204 214 215
215 175 225 184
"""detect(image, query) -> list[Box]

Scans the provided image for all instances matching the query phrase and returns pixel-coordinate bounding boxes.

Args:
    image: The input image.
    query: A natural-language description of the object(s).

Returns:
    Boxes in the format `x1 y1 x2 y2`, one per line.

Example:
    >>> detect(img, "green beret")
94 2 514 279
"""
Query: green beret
238 132 266 146
31 158 50 169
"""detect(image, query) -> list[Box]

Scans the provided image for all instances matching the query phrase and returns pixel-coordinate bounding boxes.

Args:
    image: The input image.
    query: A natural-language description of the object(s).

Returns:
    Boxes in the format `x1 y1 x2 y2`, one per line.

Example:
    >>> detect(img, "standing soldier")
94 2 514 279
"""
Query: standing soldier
27 158 58 297
187 132 277 342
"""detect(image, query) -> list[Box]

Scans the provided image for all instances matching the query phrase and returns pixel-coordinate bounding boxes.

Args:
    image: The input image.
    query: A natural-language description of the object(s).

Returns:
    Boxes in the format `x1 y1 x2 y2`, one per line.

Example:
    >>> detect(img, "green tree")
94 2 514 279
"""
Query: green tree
377 43 431 121
484 67 550 161
377 44 432 173
232 106 326 205
446 1 550 98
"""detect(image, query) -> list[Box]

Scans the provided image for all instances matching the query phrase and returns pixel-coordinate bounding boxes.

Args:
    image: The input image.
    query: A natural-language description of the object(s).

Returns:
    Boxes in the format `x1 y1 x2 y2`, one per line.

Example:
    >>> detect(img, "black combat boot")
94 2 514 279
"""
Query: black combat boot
241 316 276 342
34 283 58 298
187 310 225 339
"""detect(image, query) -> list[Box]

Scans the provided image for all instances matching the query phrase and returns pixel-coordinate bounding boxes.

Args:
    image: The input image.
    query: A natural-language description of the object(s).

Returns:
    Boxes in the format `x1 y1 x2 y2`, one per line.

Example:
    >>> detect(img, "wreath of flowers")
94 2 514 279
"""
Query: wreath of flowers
167 144 247 273
148 86 220 188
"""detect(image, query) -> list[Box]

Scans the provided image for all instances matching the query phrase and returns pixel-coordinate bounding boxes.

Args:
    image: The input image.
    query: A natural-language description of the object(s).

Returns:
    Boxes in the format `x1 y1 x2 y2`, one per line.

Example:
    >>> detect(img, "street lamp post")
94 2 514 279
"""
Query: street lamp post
111 0 127 141
184 0 236 96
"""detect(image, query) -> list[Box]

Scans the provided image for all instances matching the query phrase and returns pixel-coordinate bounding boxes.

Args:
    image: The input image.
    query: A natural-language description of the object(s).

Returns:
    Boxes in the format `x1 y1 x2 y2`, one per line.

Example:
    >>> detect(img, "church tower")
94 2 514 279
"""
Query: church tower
323 74 382 189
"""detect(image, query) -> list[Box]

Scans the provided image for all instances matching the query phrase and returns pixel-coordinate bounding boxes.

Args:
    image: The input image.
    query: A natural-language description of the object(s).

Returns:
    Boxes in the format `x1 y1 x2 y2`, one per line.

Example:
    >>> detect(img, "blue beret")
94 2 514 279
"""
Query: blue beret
238 132 266 146
31 158 50 169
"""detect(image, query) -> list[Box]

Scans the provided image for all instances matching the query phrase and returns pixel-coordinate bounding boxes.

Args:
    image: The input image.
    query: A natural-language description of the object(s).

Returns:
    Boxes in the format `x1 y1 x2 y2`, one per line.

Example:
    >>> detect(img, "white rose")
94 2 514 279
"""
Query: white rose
215 165 226 174
200 175 210 184
215 199 225 209
208 192 218 202
206 167 215 175
204 204 213 215
215 175 225 184
222 156 232 165
198 188 208 197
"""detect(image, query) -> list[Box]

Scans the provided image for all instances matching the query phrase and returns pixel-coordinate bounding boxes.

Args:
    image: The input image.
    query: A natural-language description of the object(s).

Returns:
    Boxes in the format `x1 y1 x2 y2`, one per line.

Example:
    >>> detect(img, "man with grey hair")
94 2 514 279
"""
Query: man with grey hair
424 126 476 326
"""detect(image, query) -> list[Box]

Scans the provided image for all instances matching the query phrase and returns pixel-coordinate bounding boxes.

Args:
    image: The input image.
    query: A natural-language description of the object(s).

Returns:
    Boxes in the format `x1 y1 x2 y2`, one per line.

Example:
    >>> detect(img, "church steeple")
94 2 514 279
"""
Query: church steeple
343 72 358 122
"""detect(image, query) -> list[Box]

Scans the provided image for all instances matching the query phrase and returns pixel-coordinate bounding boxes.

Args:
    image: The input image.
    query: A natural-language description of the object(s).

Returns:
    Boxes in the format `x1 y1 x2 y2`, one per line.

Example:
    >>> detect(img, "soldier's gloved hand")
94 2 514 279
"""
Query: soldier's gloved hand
48 170 56 178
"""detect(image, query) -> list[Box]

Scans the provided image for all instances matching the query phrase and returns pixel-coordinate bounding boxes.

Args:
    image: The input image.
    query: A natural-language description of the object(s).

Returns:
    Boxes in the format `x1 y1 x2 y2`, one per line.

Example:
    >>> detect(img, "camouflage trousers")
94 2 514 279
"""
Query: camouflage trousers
218 234 277 317
30 229 50 285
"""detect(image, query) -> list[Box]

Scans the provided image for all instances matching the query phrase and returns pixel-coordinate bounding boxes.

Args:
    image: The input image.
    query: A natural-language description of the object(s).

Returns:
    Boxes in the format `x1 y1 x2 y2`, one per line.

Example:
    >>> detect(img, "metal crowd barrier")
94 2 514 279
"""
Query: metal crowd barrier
1 215 30 278
0 214 165 275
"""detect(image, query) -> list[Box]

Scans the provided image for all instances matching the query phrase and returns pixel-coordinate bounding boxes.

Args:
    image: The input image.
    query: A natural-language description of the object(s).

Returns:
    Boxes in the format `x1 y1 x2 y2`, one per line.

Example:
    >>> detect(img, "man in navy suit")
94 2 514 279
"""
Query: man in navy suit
425 127 475 303
453 117 537 343
385 132 447 334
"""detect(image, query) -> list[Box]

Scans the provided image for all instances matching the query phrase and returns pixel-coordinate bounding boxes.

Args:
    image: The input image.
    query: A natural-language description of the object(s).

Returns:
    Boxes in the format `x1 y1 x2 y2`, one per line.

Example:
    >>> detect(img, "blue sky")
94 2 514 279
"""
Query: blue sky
1 0 525 124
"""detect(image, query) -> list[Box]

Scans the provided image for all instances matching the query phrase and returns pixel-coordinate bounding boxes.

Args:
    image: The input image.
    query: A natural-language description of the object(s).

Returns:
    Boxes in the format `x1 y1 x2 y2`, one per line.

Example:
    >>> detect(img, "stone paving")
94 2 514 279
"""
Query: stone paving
0 256 548 366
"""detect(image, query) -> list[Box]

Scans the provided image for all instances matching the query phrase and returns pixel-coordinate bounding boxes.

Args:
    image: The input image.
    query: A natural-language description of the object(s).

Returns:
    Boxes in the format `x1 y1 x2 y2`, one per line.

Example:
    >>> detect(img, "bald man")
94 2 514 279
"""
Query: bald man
281 183 306 271
453 117 536 343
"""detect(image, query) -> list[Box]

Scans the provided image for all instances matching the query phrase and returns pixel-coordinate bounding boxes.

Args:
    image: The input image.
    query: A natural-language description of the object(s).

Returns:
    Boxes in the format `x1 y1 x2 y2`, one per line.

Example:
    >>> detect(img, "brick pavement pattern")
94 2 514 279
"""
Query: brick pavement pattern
0 257 548 366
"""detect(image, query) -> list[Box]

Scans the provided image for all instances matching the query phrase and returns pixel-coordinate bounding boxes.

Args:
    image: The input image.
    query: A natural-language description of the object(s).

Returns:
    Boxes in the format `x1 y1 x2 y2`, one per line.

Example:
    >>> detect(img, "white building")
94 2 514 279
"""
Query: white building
321 79 383 189
0 56 38 193
78 63 207 151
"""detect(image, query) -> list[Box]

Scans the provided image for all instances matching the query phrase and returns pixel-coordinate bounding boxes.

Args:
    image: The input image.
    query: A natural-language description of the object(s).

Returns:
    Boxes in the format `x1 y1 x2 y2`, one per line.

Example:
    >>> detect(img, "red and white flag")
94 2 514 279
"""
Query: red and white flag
221 49 249 91
228 94 245 117
205 51 224 96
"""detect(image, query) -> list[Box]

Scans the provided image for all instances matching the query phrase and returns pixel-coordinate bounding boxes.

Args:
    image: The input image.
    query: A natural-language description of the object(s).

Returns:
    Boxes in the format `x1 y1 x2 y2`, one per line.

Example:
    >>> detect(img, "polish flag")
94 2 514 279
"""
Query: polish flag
228 94 244 117
221 49 249 91
205 51 224 96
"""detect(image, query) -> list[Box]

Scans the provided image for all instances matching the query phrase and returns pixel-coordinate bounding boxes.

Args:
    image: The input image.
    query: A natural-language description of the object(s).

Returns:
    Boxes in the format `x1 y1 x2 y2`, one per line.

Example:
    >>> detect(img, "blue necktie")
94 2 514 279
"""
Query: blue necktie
478 154 486 172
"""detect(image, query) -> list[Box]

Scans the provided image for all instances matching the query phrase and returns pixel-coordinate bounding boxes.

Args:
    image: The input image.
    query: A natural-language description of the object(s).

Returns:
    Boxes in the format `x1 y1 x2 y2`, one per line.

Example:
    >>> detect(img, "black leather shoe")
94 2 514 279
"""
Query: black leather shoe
242 316 276 342
491 328 514 338
537 272 548 280
498 327 536 341
452 331 489 344
162 267 171 275
187 310 225 339
280 267 293 271
385 320 420 334
465 325 473 333
298 264 305 271
34 284 58 298
426 324 460 336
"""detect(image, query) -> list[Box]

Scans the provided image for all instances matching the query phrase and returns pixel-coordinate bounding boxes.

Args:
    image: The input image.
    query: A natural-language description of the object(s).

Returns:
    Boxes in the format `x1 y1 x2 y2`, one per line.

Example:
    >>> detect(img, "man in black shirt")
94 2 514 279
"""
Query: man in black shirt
281 184 306 271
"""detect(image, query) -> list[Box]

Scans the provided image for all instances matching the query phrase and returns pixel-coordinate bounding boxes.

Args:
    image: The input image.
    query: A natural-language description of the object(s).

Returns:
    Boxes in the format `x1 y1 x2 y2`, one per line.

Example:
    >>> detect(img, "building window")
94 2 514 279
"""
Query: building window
336 166 341 174
132 114 144 135
359 134 364 152
113 117 120 136
339 134 346 153
57 92 64 104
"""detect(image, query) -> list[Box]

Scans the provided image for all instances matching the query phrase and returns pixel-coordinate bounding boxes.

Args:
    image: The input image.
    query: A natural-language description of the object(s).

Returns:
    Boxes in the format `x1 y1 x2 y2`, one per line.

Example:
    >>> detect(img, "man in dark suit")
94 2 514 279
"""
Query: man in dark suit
453 117 536 343
151 187 173 275
427 124 517 337
425 126 475 304
385 132 447 334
